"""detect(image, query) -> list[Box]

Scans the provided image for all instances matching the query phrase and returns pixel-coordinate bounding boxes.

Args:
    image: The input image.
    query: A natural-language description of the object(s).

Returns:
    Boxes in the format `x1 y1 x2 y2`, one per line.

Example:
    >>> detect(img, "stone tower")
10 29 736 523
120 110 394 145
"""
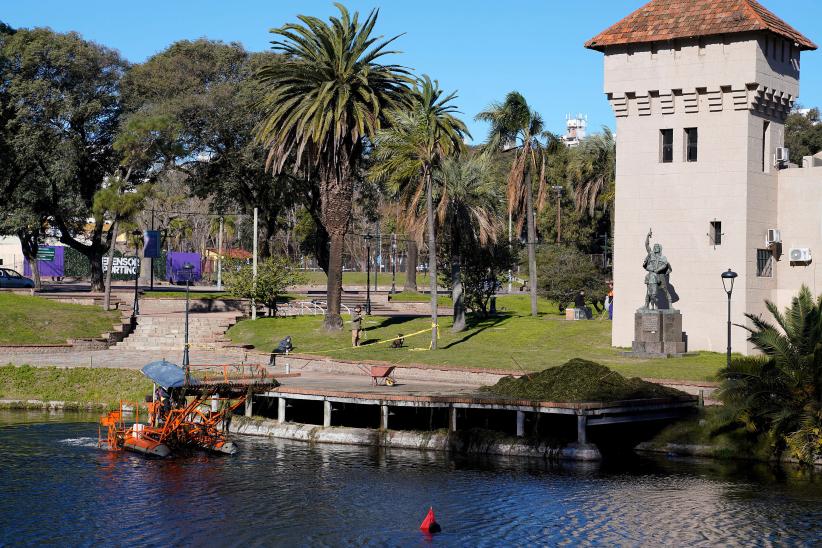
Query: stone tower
586 0 816 353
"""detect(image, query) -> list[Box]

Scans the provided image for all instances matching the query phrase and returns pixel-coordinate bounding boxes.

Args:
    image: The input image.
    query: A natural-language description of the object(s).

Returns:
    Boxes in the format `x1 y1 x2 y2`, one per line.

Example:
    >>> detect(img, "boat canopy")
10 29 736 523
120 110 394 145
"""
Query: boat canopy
141 360 197 389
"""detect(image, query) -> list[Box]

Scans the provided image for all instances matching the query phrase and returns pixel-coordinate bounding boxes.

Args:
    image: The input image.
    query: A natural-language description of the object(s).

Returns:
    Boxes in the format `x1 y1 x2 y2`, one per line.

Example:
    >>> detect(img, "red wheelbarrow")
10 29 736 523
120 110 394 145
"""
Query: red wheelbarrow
369 365 396 386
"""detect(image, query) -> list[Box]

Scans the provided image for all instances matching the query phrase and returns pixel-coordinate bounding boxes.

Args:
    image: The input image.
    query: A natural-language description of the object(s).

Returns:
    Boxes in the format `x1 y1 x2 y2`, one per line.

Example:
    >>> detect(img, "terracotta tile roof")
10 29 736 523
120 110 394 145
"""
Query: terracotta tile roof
585 0 816 51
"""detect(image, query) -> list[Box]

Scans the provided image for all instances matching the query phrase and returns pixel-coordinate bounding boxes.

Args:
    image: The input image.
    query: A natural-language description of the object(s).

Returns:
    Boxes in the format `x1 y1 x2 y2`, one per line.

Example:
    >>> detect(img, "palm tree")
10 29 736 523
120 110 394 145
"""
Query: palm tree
718 285 822 464
568 126 616 218
435 155 500 331
476 92 548 317
370 76 469 349
256 4 412 330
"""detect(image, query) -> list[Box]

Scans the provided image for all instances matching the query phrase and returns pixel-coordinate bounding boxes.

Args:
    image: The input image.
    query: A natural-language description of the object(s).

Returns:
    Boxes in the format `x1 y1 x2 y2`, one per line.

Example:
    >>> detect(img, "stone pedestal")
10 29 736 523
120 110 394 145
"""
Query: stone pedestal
631 309 687 356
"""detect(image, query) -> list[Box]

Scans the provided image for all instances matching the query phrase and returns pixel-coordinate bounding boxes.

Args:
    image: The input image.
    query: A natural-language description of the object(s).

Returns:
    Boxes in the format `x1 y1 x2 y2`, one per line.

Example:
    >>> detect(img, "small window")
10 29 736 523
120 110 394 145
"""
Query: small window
710 221 722 246
685 128 698 162
660 129 673 163
757 249 773 277
762 121 770 173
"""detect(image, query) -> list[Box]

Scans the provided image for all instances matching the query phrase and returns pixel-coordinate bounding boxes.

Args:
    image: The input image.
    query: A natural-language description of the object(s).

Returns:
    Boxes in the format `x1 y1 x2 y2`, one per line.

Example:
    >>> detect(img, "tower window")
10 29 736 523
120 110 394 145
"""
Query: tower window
660 129 673 163
685 128 698 162
762 121 770 173
757 249 773 277
710 221 722 246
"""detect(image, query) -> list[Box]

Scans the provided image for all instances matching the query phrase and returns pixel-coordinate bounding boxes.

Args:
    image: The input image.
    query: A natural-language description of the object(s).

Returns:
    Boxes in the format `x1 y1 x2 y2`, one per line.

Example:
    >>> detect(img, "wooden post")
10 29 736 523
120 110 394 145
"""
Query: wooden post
577 414 588 445
323 400 332 427
244 388 253 417
448 406 457 432
516 411 525 437
380 404 389 430
278 397 286 424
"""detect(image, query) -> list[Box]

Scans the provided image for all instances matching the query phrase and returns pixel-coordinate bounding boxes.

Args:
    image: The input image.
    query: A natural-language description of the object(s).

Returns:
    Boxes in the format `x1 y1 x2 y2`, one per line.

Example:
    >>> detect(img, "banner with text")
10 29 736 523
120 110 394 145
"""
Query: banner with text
103 256 141 278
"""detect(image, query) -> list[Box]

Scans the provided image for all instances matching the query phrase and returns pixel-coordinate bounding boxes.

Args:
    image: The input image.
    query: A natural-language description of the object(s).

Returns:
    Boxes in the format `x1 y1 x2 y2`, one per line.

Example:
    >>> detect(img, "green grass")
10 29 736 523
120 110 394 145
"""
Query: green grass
0 365 153 406
143 290 230 299
228 294 725 381
0 293 122 345
388 291 453 306
300 270 432 287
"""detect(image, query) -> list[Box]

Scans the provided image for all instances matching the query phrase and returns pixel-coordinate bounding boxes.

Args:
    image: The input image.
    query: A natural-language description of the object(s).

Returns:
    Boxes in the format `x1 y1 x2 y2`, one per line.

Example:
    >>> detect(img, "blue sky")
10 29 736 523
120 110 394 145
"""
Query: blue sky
4 0 822 142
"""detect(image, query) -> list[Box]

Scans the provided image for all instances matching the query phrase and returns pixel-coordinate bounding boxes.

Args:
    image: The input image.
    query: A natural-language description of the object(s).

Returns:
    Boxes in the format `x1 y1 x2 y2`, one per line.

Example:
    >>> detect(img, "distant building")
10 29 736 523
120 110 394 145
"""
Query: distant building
586 0 819 354
561 114 588 148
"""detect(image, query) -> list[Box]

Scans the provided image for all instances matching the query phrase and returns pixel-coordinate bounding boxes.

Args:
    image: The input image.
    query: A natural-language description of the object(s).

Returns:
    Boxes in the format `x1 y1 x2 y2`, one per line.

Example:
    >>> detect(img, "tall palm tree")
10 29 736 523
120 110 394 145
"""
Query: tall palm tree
568 127 616 218
370 75 468 349
476 92 547 317
719 285 822 464
256 4 412 330
435 155 500 332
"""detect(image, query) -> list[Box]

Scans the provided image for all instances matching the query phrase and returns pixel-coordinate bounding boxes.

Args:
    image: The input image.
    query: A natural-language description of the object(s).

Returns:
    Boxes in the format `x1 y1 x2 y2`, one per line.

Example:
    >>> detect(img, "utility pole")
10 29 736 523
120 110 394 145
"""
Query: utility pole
217 216 224 291
252 207 258 320
508 210 512 293
551 185 564 244
149 209 155 290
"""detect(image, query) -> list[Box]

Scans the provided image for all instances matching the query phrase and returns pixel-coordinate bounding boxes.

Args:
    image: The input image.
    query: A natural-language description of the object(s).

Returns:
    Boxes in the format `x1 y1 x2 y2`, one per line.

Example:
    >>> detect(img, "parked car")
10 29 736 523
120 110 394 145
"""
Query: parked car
0 268 35 288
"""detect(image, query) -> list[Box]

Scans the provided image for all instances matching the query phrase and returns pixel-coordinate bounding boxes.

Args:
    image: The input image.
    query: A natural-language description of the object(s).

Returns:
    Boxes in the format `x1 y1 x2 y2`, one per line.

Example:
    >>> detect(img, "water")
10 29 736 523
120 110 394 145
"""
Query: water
1 410 821 546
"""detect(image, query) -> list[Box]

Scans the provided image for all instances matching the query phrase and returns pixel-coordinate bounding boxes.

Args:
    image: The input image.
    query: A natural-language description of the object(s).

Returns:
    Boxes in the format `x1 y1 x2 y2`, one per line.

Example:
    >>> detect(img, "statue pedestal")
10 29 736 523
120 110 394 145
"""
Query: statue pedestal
631 309 687 356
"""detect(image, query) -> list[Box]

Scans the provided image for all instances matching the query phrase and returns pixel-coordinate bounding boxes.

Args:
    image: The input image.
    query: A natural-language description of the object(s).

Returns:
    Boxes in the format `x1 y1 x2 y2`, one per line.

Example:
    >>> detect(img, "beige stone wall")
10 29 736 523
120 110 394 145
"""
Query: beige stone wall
604 32 804 354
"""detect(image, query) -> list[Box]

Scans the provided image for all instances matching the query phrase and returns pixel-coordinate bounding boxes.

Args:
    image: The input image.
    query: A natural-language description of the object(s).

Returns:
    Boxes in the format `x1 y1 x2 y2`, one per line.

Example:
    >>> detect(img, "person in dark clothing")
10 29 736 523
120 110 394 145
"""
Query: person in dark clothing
351 305 363 347
574 290 586 309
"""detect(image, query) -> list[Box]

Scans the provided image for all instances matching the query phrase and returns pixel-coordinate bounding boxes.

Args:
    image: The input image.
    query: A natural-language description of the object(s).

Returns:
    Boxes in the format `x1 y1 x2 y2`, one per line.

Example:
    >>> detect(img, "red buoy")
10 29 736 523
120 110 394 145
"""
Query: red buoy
419 507 442 534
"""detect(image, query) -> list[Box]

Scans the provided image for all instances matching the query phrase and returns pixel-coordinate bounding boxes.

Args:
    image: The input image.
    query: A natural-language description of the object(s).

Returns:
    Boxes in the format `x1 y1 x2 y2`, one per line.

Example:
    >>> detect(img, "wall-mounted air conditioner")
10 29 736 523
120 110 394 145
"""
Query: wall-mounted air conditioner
775 147 790 167
789 247 812 262
766 229 781 245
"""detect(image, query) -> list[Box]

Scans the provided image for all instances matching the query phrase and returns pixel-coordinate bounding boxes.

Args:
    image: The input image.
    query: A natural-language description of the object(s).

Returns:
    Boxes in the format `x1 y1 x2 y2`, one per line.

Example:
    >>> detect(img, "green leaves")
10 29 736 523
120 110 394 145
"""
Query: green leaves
224 257 305 315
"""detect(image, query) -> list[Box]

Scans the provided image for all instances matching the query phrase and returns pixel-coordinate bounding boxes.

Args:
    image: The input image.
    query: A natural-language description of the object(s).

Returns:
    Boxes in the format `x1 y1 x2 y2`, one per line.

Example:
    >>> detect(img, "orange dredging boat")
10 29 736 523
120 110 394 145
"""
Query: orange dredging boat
98 360 297 457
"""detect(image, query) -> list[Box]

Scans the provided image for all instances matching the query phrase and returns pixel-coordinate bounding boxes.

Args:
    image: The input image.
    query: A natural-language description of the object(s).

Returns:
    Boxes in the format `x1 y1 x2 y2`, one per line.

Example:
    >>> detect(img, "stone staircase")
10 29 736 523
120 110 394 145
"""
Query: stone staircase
114 312 243 352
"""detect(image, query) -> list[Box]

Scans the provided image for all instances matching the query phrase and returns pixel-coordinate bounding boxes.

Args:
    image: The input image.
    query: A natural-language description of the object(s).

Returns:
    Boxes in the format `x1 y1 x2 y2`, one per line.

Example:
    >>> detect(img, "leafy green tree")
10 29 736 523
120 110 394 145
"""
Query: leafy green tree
370 76 469 348
476 92 550 318
435 155 500 331
224 257 305 317
0 27 127 291
256 5 412 331
536 245 608 312
784 108 822 161
568 127 616 217
718 286 822 464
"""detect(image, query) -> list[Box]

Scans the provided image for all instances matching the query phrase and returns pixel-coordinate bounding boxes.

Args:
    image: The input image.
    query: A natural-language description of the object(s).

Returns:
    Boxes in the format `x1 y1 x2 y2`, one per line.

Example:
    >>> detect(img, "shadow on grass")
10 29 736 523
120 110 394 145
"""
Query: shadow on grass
442 313 510 349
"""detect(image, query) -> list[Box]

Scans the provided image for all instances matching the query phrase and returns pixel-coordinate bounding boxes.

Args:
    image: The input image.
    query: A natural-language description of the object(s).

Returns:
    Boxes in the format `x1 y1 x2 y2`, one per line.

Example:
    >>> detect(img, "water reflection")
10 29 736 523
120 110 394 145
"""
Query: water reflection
0 411 820 546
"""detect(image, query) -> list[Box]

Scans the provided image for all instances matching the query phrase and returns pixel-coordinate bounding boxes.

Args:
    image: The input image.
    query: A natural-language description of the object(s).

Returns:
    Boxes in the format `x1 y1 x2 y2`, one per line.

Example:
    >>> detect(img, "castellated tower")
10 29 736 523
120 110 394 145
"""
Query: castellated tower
586 0 816 354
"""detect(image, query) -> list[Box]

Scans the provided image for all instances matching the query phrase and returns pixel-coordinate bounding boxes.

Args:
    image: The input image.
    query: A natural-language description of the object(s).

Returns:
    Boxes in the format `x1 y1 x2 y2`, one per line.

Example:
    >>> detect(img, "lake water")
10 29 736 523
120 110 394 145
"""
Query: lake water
1 410 821 546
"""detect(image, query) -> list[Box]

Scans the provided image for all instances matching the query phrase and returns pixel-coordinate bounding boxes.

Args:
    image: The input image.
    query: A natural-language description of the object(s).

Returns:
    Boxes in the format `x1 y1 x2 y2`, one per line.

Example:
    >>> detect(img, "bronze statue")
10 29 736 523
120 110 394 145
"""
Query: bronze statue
643 229 674 309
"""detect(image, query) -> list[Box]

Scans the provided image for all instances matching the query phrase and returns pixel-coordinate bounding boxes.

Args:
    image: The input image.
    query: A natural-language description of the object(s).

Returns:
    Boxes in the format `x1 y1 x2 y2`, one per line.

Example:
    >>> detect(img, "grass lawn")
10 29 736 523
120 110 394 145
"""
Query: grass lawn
300 270 432 287
0 365 152 405
143 290 230 299
0 293 122 345
388 291 453 306
228 294 726 382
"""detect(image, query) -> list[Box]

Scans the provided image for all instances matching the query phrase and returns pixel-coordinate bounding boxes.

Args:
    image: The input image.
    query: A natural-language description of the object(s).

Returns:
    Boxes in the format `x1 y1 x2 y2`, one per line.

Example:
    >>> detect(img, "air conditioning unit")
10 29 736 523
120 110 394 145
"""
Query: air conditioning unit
766 229 781 245
775 147 790 166
789 247 812 262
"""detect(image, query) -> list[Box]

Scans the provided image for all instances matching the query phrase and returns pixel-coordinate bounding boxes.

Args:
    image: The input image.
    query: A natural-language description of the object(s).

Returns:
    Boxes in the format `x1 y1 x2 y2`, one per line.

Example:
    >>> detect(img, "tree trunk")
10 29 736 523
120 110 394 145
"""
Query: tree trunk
18 230 41 291
451 252 465 332
324 231 345 330
405 239 418 292
103 220 118 311
525 164 538 317
426 171 438 349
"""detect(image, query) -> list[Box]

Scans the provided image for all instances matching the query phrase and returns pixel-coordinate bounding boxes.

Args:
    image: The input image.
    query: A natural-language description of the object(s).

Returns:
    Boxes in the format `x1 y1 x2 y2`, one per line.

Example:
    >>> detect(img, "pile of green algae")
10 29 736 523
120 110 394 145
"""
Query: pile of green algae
480 359 686 402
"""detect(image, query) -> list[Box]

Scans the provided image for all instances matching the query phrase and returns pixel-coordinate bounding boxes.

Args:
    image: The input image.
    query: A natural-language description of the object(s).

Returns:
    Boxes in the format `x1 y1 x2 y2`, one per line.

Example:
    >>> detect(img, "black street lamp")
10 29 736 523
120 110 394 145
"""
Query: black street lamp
131 230 142 319
182 262 194 378
363 234 372 315
721 269 738 368
390 233 397 295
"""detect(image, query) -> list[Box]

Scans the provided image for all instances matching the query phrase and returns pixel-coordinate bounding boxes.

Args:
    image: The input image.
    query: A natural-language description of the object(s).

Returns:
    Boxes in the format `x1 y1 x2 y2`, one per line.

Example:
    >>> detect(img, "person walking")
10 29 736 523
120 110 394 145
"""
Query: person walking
606 281 614 320
351 305 364 347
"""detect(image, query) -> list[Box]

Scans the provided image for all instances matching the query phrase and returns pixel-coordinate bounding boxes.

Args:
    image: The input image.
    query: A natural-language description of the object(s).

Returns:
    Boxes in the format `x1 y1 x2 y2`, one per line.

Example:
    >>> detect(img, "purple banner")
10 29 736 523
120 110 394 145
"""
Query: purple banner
23 246 64 277
166 252 202 283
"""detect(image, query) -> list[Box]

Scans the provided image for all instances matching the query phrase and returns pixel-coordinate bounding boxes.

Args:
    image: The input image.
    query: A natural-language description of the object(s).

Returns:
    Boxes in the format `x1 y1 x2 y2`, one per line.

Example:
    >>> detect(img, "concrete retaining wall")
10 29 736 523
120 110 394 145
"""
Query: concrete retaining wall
229 415 602 461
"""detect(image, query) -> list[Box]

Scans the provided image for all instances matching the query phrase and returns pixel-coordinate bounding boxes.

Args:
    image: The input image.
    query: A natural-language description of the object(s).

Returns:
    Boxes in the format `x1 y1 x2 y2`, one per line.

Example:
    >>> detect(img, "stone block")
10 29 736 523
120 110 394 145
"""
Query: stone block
632 309 687 356
664 341 687 354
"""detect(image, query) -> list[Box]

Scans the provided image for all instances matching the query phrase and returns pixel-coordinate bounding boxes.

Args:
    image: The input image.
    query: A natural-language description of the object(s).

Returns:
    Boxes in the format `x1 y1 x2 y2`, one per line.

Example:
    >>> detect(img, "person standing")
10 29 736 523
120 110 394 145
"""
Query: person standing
351 305 364 347
607 281 614 320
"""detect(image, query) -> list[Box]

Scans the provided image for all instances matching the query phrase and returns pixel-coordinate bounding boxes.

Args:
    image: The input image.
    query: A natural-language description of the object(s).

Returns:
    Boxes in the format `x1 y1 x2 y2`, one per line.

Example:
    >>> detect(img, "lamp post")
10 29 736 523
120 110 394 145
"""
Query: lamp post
131 230 142 319
390 233 397 295
721 269 738 368
363 234 372 315
182 262 194 376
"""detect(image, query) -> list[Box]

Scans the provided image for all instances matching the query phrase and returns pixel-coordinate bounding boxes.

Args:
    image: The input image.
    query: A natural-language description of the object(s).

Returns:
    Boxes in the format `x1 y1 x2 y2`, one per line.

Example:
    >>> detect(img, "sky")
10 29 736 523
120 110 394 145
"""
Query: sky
4 0 822 143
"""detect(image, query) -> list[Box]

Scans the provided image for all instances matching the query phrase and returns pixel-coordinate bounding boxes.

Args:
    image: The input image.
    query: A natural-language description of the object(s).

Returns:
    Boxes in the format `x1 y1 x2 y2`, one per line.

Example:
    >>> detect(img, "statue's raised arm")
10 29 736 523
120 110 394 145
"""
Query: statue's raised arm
645 229 653 254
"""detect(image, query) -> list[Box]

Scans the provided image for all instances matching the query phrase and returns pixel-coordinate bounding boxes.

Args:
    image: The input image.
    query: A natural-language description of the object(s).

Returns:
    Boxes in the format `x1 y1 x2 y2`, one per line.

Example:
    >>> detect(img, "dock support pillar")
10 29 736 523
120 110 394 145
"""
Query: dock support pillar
448 406 457 433
577 414 588 445
278 397 286 424
323 400 332 427
244 388 253 417
516 411 525 437
380 404 389 430
211 394 219 413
